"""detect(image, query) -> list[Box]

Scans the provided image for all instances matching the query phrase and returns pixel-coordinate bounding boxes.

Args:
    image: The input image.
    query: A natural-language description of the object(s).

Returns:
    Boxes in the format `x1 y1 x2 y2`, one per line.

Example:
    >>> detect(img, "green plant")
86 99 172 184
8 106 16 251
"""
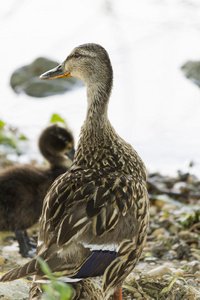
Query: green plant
37 257 72 300
50 114 67 125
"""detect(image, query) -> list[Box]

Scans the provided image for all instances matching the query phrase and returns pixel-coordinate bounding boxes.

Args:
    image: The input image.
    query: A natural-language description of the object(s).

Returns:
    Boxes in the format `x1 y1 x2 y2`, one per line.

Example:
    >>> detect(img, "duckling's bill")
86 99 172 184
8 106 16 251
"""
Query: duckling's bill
65 147 75 161
40 63 71 80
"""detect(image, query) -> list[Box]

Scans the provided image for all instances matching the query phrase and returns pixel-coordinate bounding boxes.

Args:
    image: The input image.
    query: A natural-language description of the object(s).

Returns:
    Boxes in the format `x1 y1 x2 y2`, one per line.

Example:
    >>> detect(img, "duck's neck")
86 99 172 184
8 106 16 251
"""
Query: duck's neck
85 86 109 129
75 66 114 167
76 82 115 161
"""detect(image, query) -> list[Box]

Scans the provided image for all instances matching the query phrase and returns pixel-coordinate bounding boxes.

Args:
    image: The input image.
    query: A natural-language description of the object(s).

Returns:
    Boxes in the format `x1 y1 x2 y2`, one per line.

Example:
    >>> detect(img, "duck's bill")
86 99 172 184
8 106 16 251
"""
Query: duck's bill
40 64 71 80
65 147 75 161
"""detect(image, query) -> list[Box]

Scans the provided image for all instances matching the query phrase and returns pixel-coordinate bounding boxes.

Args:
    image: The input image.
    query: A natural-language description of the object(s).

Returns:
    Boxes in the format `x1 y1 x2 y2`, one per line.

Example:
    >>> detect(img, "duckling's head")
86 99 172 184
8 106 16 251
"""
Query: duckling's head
40 43 113 97
39 122 75 166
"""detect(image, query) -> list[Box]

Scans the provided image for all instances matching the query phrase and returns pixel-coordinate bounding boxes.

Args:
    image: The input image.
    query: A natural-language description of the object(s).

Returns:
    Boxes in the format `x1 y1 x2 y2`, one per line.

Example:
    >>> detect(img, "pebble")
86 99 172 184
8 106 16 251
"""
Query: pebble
169 224 181 234
148 265 171 276
194 271 200 279
171 268 185 276
190 243 197 249
144 257 157 263
162 204 178 213
0 257 5 265
175 244 190 259
2 242 19 254
186 261 200 273
179 231 198 240
133 292 142 298
186 279 196 287
173 181 187 191
152 227 169 238
180 260 189 265
151 241 169 257
162 250 176 260
149 205 157 217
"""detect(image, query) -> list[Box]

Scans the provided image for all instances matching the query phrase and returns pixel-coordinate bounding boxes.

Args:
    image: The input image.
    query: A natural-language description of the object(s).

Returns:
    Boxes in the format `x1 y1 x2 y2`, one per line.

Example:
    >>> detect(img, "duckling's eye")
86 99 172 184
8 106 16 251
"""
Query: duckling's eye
73 52 80 58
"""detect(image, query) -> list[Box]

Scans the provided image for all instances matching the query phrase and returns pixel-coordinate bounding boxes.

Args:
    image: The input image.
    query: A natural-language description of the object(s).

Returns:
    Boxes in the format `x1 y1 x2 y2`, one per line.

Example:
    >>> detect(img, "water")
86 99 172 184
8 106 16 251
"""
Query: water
1 0 200 176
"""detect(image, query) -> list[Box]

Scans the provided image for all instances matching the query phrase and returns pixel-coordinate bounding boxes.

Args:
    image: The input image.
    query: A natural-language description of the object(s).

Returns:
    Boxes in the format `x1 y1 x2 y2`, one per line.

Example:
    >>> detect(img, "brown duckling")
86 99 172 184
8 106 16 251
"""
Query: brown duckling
0 122 75 257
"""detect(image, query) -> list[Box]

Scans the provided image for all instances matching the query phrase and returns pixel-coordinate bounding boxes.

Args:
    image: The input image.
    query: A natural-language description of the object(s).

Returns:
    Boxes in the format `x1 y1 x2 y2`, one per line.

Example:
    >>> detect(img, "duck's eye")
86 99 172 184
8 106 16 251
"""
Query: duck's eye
73 52 80 58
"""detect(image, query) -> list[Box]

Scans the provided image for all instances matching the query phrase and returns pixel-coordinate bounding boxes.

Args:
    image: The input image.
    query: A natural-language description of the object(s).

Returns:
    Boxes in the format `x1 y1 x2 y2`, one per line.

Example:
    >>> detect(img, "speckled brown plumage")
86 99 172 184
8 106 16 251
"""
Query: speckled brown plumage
0 122 74 257
0 44 149 300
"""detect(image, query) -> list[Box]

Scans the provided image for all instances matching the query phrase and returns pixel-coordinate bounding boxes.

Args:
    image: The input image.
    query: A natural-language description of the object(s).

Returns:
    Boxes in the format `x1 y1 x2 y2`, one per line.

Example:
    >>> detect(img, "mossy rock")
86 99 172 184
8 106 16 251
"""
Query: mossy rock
181 60 200 88
10 57 83 97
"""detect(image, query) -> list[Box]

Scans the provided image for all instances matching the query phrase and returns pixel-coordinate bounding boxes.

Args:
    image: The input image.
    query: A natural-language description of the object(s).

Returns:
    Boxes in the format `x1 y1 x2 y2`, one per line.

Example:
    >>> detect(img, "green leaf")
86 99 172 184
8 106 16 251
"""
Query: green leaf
37 257 54 281
42 290 56 300
52 281 72 300
123 284 138 293
0 130 17 148
177 209 200 227
0 120 5 128
50 113 67 125
160 277 178 295
144 253 153 258
37 257 72 300
19 134 27 140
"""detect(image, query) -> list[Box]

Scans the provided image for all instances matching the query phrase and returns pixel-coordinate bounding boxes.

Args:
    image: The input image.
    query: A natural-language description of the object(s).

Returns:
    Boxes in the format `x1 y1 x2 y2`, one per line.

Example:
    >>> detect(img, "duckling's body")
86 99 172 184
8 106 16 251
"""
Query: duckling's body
0 164 69 232
0 44 149 300
0 123 74 257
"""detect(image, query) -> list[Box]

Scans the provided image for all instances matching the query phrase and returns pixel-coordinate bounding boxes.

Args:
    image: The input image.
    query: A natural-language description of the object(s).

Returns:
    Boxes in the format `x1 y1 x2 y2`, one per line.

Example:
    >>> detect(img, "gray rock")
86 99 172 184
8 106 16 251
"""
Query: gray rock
0 279 30 299
10 57 83 97
151 241 169 258
181 60 200 87
174 243 190 259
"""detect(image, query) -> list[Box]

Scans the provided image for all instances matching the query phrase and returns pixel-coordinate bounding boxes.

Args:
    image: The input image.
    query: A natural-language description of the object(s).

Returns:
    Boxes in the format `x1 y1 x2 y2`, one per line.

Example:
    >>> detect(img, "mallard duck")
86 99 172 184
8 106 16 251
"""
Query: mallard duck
0 122 74 257
0 44 149 300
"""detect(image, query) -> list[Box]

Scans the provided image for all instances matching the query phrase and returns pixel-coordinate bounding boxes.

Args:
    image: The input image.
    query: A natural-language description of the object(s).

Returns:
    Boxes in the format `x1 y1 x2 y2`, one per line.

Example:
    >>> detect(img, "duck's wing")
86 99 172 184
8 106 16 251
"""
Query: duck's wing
39 164 139 247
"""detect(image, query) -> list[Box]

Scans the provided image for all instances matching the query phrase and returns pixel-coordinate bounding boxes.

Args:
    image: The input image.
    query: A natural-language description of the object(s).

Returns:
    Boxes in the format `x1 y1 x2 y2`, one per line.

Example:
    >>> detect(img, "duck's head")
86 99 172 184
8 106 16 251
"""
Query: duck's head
39 122 75 166
40 43 113 95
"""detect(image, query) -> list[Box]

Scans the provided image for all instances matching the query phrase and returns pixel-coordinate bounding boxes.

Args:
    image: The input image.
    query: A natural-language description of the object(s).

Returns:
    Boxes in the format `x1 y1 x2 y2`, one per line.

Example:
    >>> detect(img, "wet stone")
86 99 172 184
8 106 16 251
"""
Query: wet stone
10 57 83 97
181 60 200 87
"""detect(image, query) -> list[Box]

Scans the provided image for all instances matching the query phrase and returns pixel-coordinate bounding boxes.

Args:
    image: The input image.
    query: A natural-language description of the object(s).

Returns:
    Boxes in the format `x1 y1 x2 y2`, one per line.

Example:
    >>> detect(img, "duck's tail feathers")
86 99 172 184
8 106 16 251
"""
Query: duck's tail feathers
0 257 39 282
29 281 43 300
